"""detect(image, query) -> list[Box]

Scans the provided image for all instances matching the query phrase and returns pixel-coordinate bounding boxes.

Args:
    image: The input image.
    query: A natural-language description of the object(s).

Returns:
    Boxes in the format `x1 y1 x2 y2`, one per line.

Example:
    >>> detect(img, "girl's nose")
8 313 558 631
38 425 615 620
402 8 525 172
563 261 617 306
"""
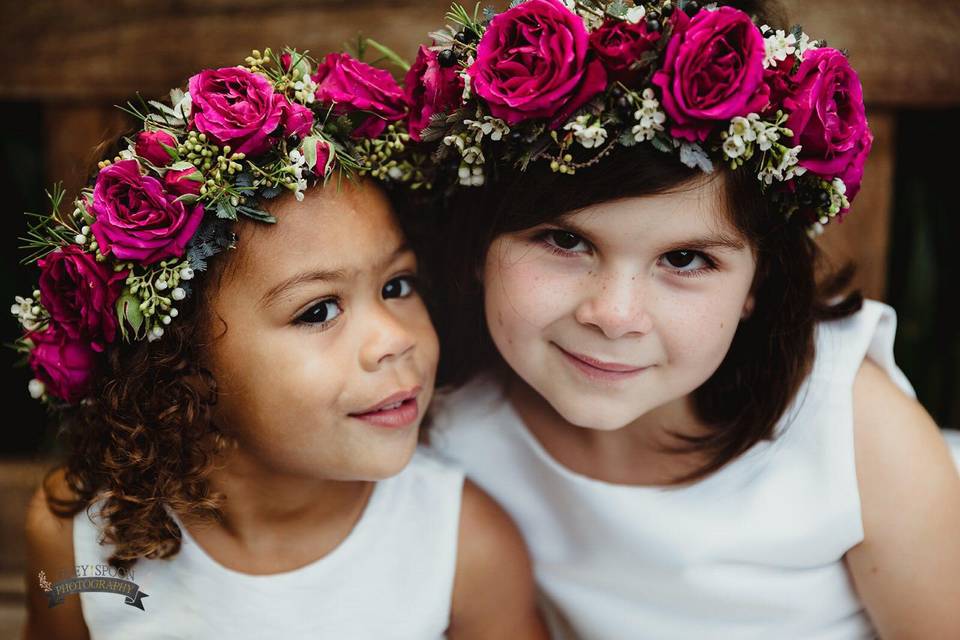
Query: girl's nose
574 270 653 340
359 304 417 372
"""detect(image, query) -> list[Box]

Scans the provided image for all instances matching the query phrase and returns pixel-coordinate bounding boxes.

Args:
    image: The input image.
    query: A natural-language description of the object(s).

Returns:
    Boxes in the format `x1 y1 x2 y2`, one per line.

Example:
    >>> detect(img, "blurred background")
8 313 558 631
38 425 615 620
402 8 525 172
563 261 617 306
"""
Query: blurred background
1 0 958 634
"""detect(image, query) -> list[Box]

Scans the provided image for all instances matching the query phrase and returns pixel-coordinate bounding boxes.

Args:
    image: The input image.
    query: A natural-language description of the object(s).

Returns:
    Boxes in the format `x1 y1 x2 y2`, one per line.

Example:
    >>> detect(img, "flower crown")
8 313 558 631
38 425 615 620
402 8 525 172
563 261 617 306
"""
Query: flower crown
12 45 440 406
414 0 872 234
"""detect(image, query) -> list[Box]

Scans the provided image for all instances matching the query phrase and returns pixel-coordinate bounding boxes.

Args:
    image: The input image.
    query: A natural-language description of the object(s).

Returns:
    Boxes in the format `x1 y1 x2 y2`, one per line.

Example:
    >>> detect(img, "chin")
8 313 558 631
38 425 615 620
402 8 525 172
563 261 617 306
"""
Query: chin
555 397 640 431
351 437 420 481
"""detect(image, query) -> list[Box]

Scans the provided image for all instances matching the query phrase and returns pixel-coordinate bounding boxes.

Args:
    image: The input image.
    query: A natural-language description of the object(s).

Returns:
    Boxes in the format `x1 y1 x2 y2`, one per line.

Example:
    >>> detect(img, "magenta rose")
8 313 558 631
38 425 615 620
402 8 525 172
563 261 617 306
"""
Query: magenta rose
589 18 661 84
404 46 464 142
784 47 870 182
313 53 407 138
28 327 98 404
90 160 204 265
37 245 127 352
468 0 608 129
163 166 203 196
188 66 313 156
837 128 873 206
135 130 177 167
652 7 769 142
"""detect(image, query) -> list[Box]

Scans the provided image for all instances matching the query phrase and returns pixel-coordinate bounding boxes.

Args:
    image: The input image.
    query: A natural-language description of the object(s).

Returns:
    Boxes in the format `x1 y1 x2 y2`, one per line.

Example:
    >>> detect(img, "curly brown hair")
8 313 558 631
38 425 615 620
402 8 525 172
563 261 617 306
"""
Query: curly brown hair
42 238 238 570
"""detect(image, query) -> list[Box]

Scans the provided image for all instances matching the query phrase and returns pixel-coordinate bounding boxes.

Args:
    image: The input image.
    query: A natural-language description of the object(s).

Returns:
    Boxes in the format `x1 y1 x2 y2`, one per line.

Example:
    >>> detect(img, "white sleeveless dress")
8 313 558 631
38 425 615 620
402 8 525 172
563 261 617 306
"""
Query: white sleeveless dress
72 447 464 639
429 300 955 639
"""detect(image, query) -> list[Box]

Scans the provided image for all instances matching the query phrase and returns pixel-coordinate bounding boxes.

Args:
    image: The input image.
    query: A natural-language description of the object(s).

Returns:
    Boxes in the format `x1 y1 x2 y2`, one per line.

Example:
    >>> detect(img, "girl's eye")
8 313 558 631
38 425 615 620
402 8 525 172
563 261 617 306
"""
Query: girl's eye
539 230 590 255
661 250 715 276
296 299 342 327
383 275 418 299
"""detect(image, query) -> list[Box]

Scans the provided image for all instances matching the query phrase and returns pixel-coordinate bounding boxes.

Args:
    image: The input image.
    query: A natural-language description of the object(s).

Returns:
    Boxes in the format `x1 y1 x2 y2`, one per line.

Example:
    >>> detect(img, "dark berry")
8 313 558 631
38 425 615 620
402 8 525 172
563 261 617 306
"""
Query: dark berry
288 135 301 147
616 96 631 110
611 86 625 98
683 1 700 16
455 30 477 44
661 2 675 17
647 18 662 33
438 49 457 67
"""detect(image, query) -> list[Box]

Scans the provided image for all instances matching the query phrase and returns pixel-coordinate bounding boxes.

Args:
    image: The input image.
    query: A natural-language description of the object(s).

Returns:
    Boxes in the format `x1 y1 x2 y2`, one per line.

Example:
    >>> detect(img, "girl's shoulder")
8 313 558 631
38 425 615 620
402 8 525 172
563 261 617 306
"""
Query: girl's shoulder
811 299 914 396
844 348 960 637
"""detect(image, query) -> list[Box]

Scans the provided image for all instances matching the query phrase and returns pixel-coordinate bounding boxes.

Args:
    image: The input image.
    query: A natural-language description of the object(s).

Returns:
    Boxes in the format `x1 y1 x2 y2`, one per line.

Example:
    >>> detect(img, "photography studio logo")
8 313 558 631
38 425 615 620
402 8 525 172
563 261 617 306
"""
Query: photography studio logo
39 564 149 610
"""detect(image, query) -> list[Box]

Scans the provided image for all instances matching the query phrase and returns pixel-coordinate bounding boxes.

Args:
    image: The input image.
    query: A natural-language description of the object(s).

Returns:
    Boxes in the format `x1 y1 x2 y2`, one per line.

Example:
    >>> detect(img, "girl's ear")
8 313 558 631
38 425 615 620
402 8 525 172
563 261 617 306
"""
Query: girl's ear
741 294 755 320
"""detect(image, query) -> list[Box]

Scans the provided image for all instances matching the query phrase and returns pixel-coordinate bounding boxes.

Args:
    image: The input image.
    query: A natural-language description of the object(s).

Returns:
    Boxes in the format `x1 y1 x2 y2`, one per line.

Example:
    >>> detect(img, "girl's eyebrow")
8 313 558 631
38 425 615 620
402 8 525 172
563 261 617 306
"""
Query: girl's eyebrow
259 242 411 308
553 216 746 252
664 235 747 252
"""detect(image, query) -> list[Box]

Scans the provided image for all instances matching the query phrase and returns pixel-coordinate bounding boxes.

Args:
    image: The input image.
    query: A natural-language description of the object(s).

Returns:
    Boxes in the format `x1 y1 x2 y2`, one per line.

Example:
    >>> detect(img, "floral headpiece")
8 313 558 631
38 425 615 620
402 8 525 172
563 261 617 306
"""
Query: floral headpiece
415 0 872 234
12 45 442 405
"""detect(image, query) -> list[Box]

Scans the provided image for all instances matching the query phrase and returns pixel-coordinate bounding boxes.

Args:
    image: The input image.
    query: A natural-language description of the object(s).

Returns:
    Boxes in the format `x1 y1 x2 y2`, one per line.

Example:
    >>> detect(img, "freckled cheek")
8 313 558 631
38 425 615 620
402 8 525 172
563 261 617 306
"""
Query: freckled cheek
655 294 742 369
485 255 577 340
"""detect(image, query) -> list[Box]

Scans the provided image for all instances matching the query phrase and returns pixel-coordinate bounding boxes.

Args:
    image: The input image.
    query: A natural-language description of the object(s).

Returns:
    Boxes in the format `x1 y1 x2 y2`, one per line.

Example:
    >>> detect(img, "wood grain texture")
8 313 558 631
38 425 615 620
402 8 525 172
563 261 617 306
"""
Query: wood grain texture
780 0 960 107
1 0 453 101
2 1 958 106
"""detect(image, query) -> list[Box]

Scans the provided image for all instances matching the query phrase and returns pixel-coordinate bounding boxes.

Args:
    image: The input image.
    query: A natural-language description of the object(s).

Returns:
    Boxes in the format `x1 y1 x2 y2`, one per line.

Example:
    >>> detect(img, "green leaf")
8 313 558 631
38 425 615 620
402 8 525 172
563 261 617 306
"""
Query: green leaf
364 38 411 72
170 160 196 172
216 200 237 220
237 205 277 224
606 0 628 17
117 293 144 339
650 135 673 154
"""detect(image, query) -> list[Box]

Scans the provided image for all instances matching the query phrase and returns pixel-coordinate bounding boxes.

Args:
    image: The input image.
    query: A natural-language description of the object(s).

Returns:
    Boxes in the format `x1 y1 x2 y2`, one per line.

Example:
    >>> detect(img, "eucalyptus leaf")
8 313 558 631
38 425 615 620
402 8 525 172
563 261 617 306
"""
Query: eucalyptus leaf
237 205 277 224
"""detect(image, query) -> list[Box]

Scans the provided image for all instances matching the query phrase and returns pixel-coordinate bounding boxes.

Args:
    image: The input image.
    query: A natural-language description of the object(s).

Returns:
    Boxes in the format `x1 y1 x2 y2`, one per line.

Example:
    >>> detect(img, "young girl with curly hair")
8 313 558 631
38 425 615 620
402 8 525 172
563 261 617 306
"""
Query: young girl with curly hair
18 49 546 640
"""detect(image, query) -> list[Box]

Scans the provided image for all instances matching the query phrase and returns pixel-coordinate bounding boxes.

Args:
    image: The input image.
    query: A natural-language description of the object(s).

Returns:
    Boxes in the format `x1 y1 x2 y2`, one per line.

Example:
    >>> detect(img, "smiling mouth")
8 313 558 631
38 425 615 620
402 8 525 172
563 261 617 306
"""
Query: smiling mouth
554 344 649 381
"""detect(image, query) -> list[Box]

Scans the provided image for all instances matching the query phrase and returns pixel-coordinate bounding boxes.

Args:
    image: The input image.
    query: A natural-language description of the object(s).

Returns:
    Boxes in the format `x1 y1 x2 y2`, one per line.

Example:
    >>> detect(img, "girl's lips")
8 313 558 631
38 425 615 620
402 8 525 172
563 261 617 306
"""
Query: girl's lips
350 397 420 429
555 344 649 382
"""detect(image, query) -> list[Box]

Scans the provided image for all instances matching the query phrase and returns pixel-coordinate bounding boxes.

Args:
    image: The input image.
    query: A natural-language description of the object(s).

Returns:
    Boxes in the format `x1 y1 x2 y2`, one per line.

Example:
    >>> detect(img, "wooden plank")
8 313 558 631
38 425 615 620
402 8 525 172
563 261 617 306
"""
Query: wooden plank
780 0 960 107
44 104 133 201
0 0 453 101
0 459 51 573
2 1 959 106
815 110 895 301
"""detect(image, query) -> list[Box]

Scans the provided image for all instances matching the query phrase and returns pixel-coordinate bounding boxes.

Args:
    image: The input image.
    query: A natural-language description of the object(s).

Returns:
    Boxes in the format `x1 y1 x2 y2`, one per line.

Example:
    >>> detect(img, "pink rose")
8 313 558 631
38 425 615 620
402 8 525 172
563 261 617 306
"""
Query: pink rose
652 7 769 142
404 45 464 142
837 128 873 206
313 53 407 138
589 18 661 84
28 328 98 404
283 100 314 139
135 130 177 167
188 66 313 156
163 166 203 196
784 48 870 181
763 57 796 115
468 0 608 128
91 160 204 265
38 245 127 352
